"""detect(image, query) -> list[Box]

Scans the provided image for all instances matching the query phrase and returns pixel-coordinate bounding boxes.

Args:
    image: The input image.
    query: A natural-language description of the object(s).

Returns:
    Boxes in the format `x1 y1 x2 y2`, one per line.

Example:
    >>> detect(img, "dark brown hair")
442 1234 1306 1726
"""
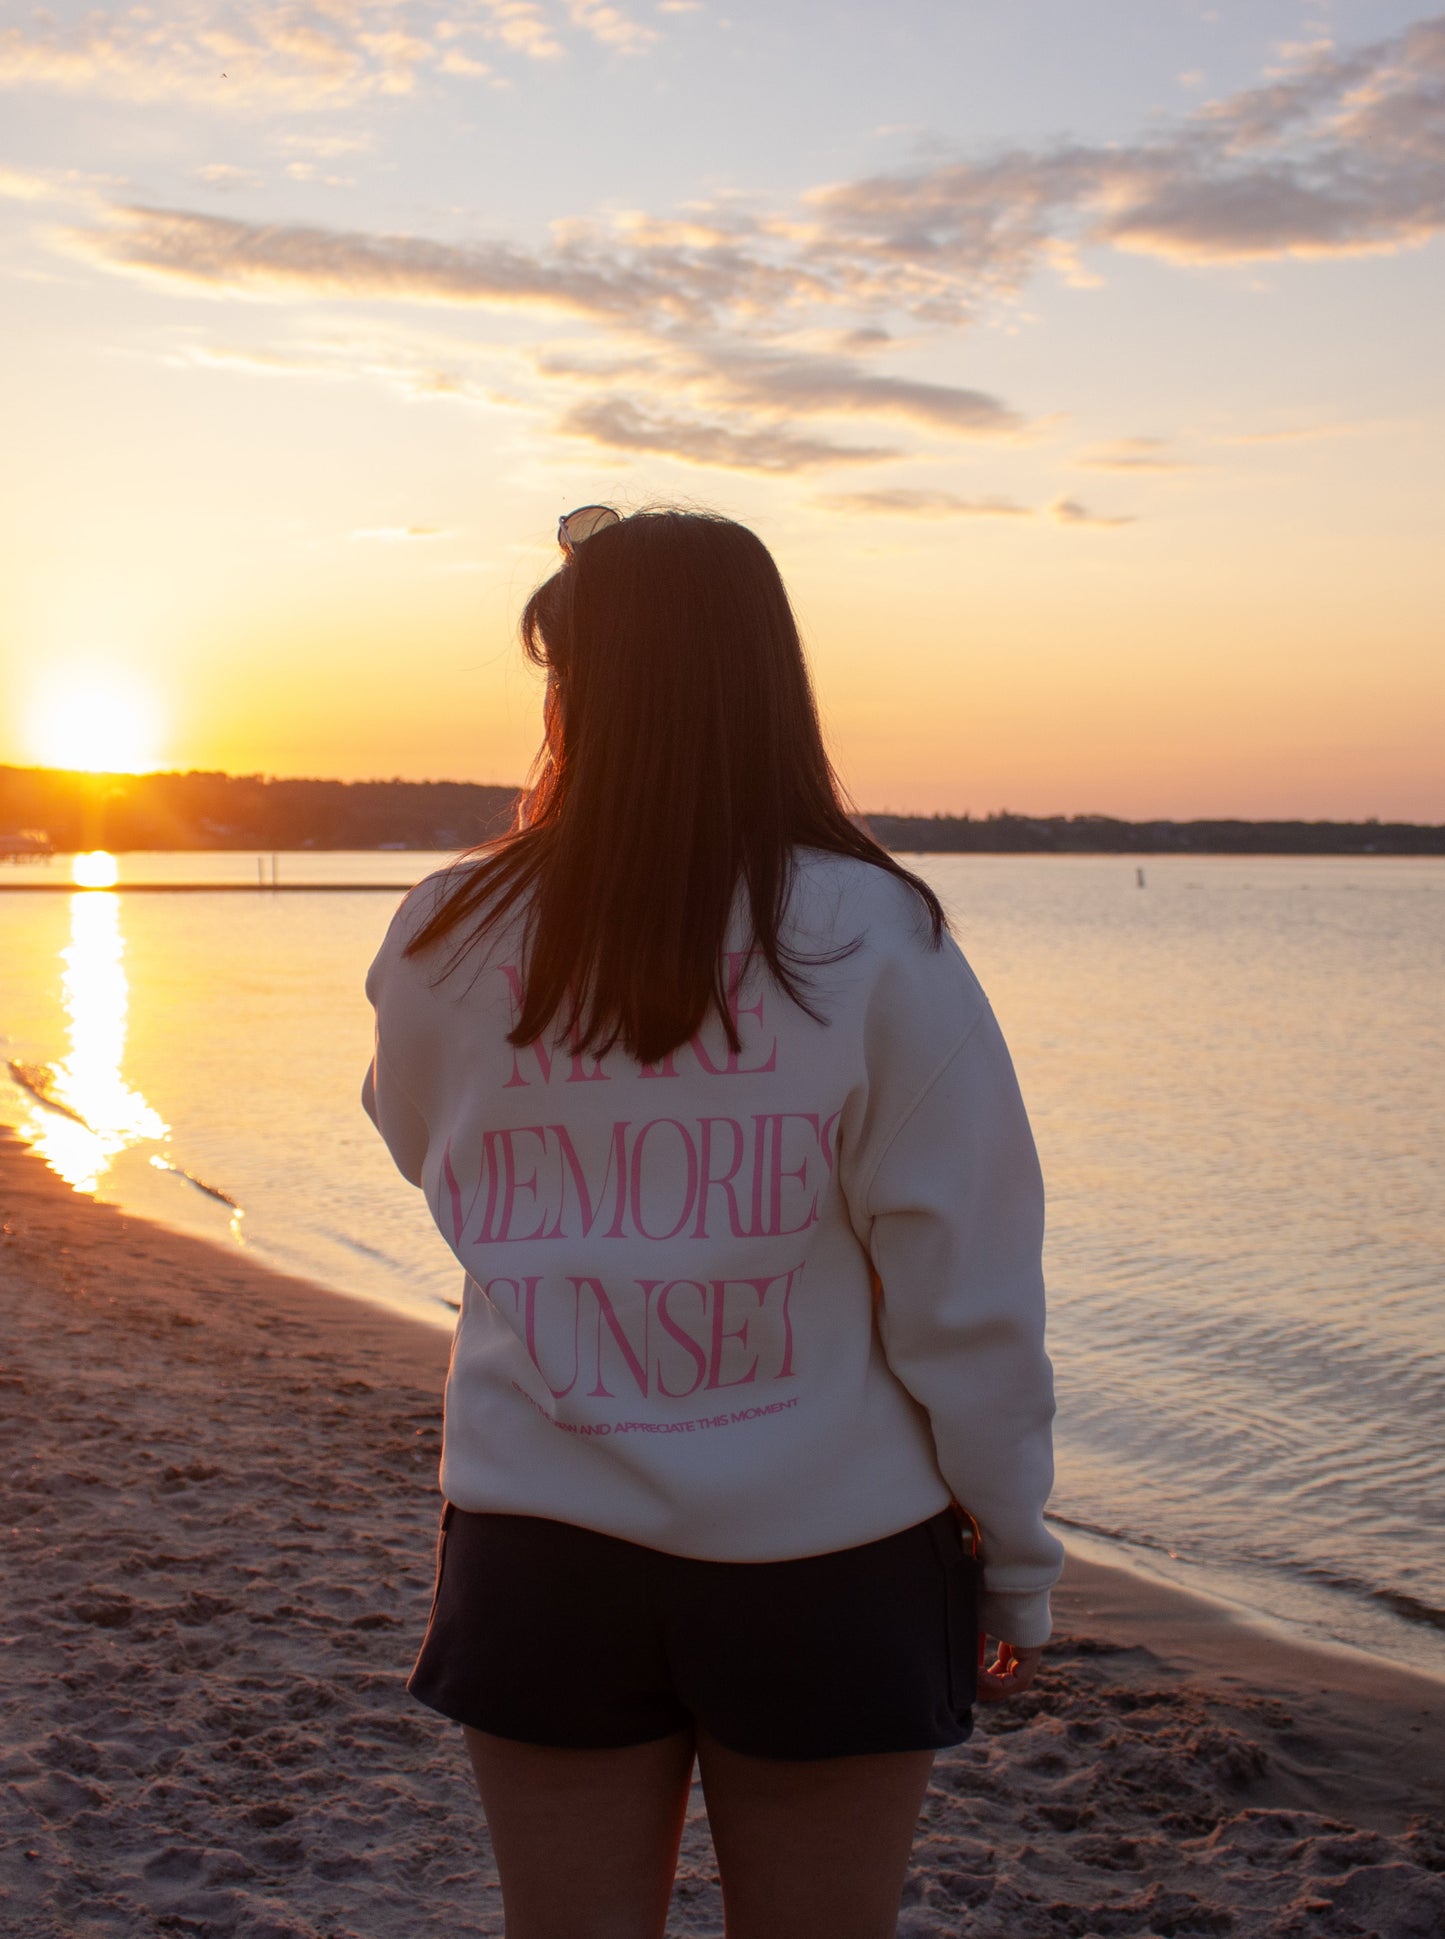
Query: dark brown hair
405 508 944 1063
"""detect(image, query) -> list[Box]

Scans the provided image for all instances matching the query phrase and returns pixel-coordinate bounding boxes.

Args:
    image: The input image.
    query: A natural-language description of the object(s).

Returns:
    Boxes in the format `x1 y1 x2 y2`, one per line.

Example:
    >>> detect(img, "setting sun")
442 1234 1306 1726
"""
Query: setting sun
72 850 120 889
27 671 163 775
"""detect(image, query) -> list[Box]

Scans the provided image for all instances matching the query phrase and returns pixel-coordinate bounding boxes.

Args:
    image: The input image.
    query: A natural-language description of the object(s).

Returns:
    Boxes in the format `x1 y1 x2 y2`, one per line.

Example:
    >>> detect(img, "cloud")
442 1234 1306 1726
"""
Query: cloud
0 0 674 105
817 488 1136 527
66 204 1030 442
0 2 436 106
64 16 1445 326
816 490 1030 518
41 14 1443 482
6 6 1441 295
699 349 1024 436
565 2 658 53
176 343 343 379
1050 498 1136 528
803 15 1445 284
285 161 356 186
351 524 448 540
273 132 373 159
438 48 492 76
0 167 58 201
195 164 264 191
171 330 516 410
560 398 896 472
476 2 564 61
1080 437 1195 472
1219 421 1368 445
66 204 669 321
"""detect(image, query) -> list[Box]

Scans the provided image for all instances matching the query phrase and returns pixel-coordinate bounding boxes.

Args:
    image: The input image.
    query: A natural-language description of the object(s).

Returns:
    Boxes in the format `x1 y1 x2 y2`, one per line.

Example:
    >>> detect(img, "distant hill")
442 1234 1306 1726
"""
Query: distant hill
0 768 517 853
0 768 1440 856
862 812 1445 856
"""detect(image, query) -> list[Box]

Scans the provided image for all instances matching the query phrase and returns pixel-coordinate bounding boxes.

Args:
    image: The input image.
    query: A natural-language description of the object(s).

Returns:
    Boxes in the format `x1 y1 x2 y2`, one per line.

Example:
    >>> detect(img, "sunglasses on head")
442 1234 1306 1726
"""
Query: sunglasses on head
558 504 621 552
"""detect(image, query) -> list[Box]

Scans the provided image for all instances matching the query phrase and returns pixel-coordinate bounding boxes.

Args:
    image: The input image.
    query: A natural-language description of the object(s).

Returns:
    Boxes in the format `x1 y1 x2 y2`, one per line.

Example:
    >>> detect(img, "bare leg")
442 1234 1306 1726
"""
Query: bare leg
463 1726 696 1939
696 1728 934 1939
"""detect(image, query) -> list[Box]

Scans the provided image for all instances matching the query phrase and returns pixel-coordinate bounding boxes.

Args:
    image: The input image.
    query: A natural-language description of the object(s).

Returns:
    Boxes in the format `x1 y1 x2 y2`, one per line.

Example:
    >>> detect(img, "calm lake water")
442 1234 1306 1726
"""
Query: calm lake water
2 851 1442 1677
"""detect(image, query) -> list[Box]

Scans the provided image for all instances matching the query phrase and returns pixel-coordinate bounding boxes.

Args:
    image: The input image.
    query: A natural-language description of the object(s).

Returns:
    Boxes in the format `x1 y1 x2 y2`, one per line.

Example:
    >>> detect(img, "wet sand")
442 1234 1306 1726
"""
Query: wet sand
1 1129 1440 1937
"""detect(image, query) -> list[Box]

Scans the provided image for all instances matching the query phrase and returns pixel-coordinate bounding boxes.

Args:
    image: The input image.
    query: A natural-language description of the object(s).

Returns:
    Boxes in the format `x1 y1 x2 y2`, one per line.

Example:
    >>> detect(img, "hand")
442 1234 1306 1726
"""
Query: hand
975 1639 1043 1702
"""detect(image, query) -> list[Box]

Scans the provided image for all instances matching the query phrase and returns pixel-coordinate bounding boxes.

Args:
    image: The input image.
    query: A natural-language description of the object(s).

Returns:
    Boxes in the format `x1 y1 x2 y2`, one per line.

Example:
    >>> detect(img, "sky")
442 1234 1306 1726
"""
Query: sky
1 0 1442 820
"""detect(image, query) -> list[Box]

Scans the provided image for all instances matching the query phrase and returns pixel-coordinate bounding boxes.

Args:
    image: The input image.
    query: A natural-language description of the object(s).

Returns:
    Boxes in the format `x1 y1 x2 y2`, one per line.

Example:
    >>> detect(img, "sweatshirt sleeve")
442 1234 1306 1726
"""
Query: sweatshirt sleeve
362 1035 428 1188
361 899 432 1189
859 1003 1064 1648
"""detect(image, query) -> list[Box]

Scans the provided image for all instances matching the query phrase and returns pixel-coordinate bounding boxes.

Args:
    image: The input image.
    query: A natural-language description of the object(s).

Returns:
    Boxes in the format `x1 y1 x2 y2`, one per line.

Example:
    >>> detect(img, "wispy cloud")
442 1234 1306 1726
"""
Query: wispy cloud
63 16 1445 317
195 163 264 191
66 200 1036 466
0 0 671 106
438 48 493 76
0 2 431 106
172 331 513 409
815 489 1134 527
351 524 448 540
1050 498 1136 528
1080 437 1196 472
273 132 373 159
559 397 896 472
816 489 1031 518
175 343 341 380
1219 421 1371 445
565 1 659 53
66 205 665 320
17 7 1437 273
801 15 1445 292
476 1 564 61
43 15 1445 480
536 340 1023 439
0 167 59 201
696 349 1023 436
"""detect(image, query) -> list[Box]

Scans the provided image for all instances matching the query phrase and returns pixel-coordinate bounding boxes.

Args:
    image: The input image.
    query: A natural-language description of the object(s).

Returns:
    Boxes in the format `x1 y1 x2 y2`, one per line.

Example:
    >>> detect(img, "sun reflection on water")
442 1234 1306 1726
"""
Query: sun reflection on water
25 889 169 1191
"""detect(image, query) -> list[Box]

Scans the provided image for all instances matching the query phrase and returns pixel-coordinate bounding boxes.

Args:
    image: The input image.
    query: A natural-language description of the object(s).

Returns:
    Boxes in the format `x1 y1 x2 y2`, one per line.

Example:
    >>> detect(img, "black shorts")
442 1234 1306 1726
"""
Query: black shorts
407 1506 980 1761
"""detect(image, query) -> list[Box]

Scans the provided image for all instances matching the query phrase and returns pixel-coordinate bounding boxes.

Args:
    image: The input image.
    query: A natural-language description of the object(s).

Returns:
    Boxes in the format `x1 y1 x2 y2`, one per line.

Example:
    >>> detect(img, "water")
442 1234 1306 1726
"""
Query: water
2 851 1442 1677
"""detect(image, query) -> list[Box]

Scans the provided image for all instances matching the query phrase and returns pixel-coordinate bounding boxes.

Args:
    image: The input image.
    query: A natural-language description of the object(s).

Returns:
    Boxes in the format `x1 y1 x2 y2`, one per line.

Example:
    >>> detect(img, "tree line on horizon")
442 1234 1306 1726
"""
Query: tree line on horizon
0 766 1440 857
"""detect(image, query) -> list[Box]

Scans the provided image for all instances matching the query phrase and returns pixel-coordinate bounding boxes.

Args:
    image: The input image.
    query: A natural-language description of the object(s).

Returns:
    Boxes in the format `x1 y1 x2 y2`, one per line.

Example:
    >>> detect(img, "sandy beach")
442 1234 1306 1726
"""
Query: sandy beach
1 1128 1440 1939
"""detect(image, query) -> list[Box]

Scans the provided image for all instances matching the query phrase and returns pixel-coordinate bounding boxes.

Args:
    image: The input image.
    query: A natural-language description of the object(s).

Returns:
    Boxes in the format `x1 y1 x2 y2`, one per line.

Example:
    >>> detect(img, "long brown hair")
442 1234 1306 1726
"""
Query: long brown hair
405 509 944 1063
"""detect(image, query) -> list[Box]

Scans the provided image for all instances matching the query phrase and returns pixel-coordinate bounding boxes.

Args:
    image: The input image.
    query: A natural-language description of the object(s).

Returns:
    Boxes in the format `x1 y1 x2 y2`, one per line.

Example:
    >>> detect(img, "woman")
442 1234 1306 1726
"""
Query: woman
363 505 1063 1939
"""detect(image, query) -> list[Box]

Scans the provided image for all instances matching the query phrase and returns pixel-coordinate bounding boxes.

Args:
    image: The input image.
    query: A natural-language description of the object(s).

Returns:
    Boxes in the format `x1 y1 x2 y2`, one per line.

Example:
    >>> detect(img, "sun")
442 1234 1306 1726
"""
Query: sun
28 670 164 774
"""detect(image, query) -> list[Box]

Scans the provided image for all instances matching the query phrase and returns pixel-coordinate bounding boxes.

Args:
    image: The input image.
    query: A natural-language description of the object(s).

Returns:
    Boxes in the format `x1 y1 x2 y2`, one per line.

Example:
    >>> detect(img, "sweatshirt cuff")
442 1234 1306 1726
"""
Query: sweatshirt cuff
980 1585 1053 1649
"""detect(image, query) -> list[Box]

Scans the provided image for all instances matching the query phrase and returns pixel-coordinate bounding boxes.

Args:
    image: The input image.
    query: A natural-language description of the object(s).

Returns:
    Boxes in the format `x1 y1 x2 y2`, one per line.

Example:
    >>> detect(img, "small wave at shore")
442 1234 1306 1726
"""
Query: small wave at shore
6 1060 88 1127
1050 1508 1445 1660
5 1059 243 1217
147 1153 240 1210
1296 1563 1445 1635
324 1228 463 1312
1047 1508 1181 1559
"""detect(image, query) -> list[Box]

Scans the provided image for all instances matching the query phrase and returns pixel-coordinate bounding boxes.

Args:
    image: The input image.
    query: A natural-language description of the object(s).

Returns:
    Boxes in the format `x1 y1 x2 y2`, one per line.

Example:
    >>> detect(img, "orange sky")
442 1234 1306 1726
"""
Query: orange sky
1 2 1442 819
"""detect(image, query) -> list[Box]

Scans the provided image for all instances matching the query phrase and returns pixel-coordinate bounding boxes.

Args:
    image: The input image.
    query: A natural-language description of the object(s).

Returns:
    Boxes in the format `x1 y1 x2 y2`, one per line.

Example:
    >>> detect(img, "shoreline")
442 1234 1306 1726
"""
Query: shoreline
3 1129 1441 1936
7 1086 1438 1687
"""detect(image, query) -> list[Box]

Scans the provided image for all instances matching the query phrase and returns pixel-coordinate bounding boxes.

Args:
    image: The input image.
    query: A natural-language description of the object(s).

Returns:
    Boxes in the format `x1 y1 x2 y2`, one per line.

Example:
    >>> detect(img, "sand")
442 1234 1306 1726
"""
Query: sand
1 1127 1441 1939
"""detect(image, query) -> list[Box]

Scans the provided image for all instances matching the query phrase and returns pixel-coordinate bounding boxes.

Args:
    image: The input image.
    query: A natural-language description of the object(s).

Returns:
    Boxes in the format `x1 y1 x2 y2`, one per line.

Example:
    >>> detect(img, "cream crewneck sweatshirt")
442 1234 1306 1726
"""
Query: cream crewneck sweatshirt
364 847 1064 1646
